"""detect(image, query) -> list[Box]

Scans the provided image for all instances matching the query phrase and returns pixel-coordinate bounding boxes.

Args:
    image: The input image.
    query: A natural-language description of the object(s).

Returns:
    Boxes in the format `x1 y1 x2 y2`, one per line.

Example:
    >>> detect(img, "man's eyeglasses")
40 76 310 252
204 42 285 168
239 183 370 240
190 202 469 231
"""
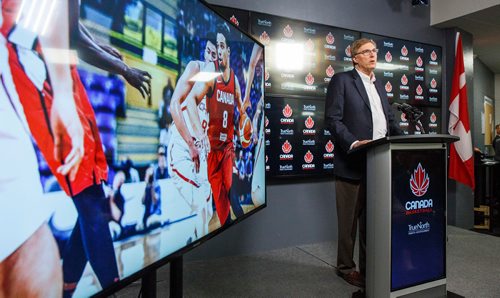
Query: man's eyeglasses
354 48 379 56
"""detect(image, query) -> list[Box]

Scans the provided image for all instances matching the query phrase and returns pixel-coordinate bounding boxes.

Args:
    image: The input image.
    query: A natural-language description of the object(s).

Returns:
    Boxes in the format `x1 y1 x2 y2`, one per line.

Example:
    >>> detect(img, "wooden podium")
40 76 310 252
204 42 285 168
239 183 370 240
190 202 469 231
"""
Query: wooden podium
351 134 458 298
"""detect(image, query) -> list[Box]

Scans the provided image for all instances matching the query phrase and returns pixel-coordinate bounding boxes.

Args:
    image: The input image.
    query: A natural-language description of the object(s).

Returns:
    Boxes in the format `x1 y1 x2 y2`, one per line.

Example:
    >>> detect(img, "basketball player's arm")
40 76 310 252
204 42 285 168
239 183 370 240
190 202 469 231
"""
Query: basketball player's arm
170 61 202 171
184 64 216 155
69 0 151 98
235 78 244 115
252 95 264 144
242 44 263 109
39 0 84 181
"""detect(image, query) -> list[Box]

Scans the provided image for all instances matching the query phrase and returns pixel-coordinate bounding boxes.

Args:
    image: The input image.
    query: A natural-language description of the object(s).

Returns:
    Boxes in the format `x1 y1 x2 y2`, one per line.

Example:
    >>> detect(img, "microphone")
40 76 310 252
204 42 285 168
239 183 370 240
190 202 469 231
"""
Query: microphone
392 102 423 118
392 102 426 134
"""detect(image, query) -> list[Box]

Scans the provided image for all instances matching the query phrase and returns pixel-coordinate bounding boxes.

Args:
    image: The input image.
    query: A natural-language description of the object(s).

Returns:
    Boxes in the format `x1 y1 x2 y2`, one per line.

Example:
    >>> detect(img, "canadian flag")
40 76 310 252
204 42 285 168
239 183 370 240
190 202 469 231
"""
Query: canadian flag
448 32 474 189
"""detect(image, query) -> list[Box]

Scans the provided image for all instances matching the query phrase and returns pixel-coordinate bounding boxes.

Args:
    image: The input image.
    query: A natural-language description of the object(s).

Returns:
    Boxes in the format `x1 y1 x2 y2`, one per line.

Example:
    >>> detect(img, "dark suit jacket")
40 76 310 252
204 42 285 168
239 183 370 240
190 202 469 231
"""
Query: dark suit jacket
325 69 401 180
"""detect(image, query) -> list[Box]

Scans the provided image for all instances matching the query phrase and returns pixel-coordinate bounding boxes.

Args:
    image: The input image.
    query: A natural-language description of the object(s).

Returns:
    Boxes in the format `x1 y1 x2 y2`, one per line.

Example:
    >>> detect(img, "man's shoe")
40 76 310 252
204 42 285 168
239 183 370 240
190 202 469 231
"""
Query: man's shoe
351 289 366 298
336 270 365 288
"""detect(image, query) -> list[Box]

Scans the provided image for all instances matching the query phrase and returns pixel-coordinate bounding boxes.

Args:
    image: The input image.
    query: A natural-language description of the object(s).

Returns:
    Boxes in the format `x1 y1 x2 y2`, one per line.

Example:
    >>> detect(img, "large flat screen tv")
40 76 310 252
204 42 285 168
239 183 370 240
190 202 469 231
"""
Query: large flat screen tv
0 0 265 297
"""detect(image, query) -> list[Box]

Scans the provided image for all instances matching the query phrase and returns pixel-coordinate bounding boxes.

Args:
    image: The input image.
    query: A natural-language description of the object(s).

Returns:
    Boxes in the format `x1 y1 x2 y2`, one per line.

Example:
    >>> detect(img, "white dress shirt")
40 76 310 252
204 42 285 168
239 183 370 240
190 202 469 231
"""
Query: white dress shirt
350 69 387 149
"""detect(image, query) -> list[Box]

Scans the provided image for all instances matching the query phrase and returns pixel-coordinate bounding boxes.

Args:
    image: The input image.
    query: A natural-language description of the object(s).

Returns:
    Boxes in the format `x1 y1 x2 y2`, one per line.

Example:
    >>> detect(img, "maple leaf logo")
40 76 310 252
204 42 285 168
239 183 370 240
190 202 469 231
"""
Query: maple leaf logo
385 51 392 63
283 25 293 38
410 163 430 197
401 45 408 56
305 39 315 51
325 140 334 153
260 31 270 45
401 74 408 86
431 50 437 61
416 56 423 67
385 81 393 93
430 78 437 89
283 104 293 118
416 84 423 96
345 45 352 57
282 140 292 154
304 150 314 163
305 116 315 129
305 73 315 86
326 65 335 77
326 32 334 44
230 15 239 26
430 112 437 123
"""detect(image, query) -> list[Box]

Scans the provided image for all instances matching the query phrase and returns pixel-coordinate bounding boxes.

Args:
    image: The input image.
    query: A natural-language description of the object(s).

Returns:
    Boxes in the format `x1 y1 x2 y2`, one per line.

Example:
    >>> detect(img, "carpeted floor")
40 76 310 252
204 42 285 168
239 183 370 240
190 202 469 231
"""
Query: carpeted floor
113 226 500 297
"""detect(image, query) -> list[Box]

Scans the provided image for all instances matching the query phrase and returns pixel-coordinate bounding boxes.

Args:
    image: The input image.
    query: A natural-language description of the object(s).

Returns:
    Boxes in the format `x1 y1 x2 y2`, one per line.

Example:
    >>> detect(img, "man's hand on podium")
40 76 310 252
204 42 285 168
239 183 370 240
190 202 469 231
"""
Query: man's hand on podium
352 139 372 149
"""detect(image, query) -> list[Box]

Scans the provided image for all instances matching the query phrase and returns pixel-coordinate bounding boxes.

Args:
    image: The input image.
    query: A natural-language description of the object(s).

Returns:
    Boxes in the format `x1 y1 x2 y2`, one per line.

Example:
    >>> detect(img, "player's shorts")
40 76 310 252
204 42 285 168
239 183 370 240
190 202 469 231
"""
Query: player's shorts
168 125 211 214
0 36 48 262
207 145 234 225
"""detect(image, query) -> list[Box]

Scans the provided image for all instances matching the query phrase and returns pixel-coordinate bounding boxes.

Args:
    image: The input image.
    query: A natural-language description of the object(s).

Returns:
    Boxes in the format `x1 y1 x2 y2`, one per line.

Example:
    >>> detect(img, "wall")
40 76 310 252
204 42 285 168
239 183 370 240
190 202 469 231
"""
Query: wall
473 58 495 150
187 0 452 260
430 0 500 26
496 75 500 127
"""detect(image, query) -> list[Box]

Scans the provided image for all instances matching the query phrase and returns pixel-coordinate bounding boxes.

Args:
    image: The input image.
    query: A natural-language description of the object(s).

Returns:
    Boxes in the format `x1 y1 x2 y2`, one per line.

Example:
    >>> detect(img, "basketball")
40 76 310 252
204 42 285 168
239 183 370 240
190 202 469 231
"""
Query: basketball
239 112 253 148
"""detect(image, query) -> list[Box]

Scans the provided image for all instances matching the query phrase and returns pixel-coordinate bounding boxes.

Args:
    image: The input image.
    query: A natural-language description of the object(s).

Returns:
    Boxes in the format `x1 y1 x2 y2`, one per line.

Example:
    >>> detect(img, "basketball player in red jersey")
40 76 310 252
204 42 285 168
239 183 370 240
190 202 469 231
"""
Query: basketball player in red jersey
0 1 83 297
184 23 248 226
2 0 151 295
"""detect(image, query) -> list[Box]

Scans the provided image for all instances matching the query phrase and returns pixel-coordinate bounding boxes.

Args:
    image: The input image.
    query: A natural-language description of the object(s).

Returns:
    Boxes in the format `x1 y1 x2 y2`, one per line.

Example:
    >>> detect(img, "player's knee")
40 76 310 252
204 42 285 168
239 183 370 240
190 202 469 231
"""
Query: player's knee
5 224 62 297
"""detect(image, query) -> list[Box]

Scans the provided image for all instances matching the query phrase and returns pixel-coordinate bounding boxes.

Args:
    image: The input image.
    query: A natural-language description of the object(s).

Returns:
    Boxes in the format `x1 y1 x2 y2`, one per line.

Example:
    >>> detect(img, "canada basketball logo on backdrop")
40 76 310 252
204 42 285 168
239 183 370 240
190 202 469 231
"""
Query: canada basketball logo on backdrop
282 140 292 154
345 45 352 57
283 104 293 117
283 25 293 38
304 150 314 163
280 104 294 124
305 116 315 129
385 81 393 93
326 32 335 44
280 140 293 161
326 65 335 78
305 39 315 52
324 140 335 159
229 15 239 26
410 163 430 197
259 31 270 45
305 73 315 86
385 51 393 63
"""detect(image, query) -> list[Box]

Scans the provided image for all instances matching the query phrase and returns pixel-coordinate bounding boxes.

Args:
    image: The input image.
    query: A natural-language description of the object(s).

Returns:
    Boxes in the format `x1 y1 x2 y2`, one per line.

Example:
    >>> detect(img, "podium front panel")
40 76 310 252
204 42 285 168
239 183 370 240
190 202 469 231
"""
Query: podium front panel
391 149 446 291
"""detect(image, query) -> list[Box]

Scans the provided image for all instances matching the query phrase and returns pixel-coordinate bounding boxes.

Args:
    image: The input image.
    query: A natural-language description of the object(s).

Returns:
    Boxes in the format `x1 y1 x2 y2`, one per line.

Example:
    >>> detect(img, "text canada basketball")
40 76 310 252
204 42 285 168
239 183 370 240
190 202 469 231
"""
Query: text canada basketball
217 90 234 105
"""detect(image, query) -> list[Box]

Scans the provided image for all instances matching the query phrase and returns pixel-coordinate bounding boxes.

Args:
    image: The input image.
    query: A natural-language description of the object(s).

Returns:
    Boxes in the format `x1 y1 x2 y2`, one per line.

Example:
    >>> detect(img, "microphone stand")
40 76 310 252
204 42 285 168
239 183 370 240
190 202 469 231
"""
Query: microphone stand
406 110 426 134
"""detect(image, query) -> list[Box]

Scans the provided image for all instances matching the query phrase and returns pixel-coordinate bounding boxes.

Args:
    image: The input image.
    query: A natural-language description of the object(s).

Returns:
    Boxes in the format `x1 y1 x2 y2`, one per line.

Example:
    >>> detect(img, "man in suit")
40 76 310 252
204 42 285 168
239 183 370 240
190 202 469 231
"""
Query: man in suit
325 38 401 288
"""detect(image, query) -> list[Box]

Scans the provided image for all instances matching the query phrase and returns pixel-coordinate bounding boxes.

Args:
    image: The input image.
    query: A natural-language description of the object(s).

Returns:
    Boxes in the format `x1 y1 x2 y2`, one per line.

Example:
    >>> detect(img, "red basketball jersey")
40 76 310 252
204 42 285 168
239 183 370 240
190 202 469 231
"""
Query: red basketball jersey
207 65 236 151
